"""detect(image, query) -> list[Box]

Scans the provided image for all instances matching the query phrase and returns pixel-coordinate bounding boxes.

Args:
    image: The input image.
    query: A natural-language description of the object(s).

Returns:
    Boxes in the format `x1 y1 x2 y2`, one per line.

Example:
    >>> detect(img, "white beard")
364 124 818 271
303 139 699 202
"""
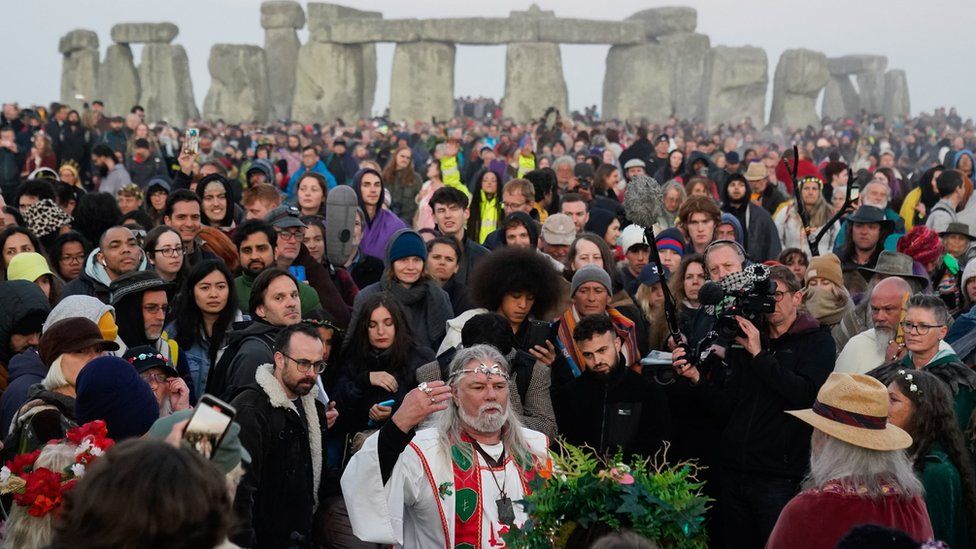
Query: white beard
459 403 506 433
874 326 895 356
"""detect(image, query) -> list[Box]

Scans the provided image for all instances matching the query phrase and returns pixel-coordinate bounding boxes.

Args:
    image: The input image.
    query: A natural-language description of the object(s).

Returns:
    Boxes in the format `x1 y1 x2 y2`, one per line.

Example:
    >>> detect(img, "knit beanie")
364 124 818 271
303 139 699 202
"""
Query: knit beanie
805 253 844 288
571 264 613 296
385 229 427 267
655 227 685 256
897 226 943 266
75 356 160 441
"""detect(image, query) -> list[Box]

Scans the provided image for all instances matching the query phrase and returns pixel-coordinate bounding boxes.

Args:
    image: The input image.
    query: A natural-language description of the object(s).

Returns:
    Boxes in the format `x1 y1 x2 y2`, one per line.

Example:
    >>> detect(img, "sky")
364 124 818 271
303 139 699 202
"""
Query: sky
2 0 969 120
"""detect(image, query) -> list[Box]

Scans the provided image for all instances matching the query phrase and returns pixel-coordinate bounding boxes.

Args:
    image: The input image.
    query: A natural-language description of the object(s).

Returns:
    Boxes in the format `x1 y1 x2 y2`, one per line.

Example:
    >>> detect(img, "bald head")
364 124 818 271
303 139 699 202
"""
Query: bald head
870 277 912 331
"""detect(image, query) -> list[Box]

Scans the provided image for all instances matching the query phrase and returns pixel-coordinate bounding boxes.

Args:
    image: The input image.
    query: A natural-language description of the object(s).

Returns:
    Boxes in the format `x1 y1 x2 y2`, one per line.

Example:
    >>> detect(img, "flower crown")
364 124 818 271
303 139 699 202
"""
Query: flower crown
127 352 167 365
896 369 922 395
0 421 114 517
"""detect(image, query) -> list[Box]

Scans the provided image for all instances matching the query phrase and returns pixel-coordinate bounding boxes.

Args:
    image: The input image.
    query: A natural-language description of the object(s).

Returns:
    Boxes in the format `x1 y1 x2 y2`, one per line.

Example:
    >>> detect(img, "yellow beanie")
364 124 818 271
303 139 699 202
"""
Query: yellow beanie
98 311 119 343
6 252 53 283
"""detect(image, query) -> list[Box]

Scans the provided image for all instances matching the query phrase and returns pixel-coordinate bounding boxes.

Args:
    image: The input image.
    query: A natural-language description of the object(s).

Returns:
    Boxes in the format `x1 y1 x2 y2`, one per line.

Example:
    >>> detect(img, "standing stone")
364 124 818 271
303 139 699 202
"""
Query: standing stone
110 23 179 44
203 45 271 123
769 49 829 129
504 42 568 122
261 1 305 121
602 43 672 122
883 70 910 120
659 32 710 120
138 44 199 123
361 44 378 117
626 7 697 39
59 30 99 110
97 44 141 116
292 41 365 122
822 75 859 120
308 3 382 117
856 70 886 115
701 46 768 127
390 42 455 122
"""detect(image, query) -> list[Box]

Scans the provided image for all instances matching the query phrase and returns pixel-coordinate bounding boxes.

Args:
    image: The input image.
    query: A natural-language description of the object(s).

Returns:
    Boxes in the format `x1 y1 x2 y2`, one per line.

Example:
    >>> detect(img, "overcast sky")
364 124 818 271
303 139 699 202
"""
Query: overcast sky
3 0 969 120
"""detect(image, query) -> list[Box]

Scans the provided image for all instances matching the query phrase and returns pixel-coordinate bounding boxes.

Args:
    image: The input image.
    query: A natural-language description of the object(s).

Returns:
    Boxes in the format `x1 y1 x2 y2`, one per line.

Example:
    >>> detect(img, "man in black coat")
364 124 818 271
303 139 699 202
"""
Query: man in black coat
552 314 670 459
232 323 337 549
428 187 488 285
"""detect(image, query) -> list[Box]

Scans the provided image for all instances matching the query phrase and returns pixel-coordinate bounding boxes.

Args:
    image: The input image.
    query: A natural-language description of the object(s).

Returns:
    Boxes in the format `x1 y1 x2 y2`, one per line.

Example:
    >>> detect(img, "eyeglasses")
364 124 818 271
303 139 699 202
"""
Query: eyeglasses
60 253 85 264
276 230 306 242
773 291 792 302
279 351 327 374
143 304 170 315
503 201 527 210
141 372 168 386
900 321 944 335
152 246 185 258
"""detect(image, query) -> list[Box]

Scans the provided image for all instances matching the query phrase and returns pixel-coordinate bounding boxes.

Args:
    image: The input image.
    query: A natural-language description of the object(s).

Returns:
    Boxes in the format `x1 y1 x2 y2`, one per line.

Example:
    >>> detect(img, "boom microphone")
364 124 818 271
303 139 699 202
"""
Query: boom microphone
624 174 664 229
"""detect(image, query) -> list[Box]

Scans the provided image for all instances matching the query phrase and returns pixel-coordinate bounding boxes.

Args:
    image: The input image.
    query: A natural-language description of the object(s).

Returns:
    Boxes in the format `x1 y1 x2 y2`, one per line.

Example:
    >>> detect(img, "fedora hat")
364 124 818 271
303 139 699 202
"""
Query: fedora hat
857 250 930 288
939 222 976 241
787 372 912 451
744 161 768 181
845 205 895 232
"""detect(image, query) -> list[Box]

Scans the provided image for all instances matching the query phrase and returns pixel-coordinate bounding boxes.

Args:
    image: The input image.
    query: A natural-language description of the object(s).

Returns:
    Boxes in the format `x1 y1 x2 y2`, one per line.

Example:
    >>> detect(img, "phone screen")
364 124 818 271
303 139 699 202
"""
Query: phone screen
850 187 860 200
184 128 200 155
183 397 234 459
290 265 307 283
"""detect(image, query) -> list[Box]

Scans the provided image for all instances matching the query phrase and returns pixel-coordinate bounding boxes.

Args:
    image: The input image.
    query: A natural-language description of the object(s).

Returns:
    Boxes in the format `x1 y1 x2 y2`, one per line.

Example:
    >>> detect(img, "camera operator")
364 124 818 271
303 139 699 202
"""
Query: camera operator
672 264 835 548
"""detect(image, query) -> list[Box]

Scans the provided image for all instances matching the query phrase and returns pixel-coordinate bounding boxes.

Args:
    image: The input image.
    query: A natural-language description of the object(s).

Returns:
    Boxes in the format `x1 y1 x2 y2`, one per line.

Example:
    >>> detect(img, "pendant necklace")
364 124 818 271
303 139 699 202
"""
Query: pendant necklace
472 440 516 525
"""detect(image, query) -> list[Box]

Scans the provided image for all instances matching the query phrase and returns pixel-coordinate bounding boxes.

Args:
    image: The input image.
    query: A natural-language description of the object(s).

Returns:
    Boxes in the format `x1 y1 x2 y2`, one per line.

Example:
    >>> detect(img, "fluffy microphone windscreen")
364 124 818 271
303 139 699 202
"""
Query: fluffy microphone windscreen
623 174 664 229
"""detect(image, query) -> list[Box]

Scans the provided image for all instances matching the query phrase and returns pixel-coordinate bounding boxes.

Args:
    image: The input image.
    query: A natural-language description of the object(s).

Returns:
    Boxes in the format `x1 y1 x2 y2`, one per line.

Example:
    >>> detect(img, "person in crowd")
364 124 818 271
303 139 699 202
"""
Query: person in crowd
347 229 452 350
654 227 684 273
208 267 303 400
341 345 548 548
673 265 835 547
48 231 88 283
123 345 190 416
232 323 330 548
584 208 622 258
745 160 788 215
6 251 60 306
162 189 216 267
900 166 943 231
23 197 73 251
142 225 187 291
167 259 241 398
242 182 282 221
926 170 966 233
722 173 781 261
295 172 328 218
553 314 670 458
233 219 320 317
835 277 918 374
773 170 839 256
557 265 640 378
466 167 504 244
560 192 589 234
343 208 385 289
0 225 41 278
667 253 708 341
300 215 359 307
677 195 720 255
1 317 115 452
615 224 650 298
837 205 894 276
51 439 235 549
354 168 407 259
632 263 671 354
91 143 131 196
266 205 351 326
414 161 446 231
868 295 976 432
887 368 976 548
196 174 244 235
654 149 685 185
778 247 809 282
115 184 142 216
429 187 489 284
801 253 853 331
61 226 144 303
425 236 471 315
335 293 434 441
540 213 575 266
142 176 171 227
500 177 536 219
286 146 337 199
766 373 933 547
383 145 422 224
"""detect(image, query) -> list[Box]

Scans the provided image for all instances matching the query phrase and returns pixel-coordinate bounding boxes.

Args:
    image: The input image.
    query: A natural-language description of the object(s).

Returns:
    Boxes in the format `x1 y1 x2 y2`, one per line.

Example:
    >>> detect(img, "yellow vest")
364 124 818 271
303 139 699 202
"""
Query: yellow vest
517 153 535 178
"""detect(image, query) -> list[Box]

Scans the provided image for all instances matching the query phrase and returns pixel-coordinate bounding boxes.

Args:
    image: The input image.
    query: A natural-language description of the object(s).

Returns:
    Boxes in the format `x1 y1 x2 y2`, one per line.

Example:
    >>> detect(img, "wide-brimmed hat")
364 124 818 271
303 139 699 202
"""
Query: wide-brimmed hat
845 206 894 232
786 372 912 451
857 250 929 288
744 162 768 181
939 222 976 241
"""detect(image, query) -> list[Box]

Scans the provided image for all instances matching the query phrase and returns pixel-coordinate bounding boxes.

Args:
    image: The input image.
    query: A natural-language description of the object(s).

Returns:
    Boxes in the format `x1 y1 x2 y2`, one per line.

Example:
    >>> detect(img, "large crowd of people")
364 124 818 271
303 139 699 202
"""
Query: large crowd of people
0 96 975 548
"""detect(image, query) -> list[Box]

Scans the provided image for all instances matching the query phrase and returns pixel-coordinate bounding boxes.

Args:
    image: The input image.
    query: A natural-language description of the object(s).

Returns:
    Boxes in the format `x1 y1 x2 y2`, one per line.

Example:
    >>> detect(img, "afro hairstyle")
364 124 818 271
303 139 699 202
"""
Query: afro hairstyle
468 246 562 318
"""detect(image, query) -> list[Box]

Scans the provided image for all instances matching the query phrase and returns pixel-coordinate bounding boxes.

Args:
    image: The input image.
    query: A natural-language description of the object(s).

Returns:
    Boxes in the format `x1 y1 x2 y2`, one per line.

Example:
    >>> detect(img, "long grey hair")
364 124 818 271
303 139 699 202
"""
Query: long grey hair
804 429 923 499
436 345 544 469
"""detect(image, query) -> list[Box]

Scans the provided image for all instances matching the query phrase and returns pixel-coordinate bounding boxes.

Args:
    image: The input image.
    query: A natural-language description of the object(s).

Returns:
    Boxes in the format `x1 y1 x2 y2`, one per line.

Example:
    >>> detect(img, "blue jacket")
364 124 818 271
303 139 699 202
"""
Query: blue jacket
286 160 337 199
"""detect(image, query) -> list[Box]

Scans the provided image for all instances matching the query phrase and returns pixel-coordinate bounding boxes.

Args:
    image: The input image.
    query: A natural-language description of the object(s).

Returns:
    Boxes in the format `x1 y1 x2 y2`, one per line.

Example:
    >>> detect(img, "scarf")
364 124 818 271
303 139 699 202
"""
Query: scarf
801 284 853 327
557 307 640 377
381 277 451 348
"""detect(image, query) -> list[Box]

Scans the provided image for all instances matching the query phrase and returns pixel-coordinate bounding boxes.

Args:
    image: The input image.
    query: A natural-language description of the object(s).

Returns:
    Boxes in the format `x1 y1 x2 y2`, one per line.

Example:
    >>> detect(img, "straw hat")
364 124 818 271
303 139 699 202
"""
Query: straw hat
787 372 912 451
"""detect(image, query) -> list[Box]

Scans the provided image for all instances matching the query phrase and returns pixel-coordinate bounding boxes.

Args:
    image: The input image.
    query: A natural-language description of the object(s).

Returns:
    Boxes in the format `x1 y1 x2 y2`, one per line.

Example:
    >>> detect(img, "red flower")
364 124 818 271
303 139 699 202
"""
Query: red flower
66 420 109 445
6 450 41 475
14 468 64 517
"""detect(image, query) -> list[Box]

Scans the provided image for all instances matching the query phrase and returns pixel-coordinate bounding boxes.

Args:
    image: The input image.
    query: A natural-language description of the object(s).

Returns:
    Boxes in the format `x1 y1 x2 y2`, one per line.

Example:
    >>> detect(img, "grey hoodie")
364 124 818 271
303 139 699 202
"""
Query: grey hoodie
61 248 149 304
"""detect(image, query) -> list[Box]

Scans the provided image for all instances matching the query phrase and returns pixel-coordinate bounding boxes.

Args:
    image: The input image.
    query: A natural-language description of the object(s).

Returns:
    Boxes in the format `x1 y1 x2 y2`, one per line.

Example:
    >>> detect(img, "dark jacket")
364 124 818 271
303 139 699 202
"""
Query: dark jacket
457 238 489 285
61 269 111 303
704 313 835 479
618 138 653 169
125 152 167 187
232 365 327 549
293 244 351 327
552 356 671 458
206 320 281 401
758 183 788 216
0 350 46 436
1 384 76 463
0 145 23 201
347 252 384 290
442 275 472 316
0 281 51 383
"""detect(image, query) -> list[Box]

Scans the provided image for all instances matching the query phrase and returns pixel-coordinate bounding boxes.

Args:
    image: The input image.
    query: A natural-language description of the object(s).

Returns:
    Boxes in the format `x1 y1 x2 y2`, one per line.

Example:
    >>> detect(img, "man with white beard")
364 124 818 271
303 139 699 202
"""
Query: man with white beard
341 344 550 548
835 277 953 373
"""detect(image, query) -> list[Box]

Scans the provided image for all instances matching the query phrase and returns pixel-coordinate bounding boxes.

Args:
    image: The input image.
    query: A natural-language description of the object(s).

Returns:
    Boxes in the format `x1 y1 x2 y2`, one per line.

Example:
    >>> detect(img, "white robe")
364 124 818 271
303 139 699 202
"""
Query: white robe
341 427 548 548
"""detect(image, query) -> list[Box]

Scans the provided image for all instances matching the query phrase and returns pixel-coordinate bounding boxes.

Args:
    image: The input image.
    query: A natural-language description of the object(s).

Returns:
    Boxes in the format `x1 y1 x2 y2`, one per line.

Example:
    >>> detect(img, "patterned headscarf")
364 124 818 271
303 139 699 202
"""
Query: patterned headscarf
23 199 73 238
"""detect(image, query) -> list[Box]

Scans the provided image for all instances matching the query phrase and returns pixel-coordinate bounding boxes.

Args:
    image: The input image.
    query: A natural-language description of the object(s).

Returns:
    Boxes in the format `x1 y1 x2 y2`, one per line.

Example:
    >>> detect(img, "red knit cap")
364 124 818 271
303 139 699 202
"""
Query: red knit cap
896 226 943 265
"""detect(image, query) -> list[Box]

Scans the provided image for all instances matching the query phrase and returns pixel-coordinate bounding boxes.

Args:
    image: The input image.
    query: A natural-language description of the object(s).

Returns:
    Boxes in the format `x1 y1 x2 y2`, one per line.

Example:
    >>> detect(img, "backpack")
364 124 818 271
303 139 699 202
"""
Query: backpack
205 331 275 400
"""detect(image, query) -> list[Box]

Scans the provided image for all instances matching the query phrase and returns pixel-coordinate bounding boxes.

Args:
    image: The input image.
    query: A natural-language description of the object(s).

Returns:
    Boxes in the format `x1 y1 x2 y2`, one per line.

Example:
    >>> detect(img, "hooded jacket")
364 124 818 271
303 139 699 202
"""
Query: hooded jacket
684 151 723 196
206 320 281 401
286 159 337 199
61 248 149 304
721 180 782 262
0 281 51 376
482 211 539 250
142 176 171 225
232 364 326 549
352 168 408 259
196 174 245 231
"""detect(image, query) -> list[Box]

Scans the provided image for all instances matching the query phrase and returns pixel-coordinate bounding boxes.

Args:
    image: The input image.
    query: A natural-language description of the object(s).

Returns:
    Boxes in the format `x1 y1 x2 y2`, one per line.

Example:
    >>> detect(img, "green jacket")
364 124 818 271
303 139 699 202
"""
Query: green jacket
234 274 321 317
895 351 976 432
921 446 972 549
